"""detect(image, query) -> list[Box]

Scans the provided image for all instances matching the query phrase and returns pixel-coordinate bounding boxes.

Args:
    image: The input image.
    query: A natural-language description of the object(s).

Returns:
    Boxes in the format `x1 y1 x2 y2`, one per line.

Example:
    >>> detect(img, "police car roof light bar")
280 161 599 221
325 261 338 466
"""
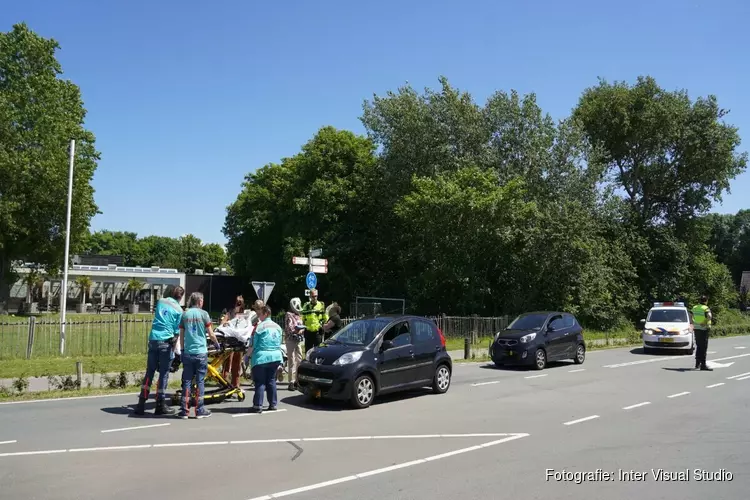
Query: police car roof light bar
653 301 685 307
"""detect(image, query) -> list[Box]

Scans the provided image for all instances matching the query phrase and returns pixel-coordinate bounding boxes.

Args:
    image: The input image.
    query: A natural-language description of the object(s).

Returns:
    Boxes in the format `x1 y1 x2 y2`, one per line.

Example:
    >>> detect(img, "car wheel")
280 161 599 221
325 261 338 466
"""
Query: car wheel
573 344 585 364
432 364 451 394
351 375 375 409
534 348 546 370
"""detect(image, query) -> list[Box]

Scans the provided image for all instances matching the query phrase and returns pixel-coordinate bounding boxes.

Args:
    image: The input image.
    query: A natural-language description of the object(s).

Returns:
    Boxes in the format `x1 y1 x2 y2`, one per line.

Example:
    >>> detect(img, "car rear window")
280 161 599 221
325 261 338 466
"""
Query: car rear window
648 309 688 323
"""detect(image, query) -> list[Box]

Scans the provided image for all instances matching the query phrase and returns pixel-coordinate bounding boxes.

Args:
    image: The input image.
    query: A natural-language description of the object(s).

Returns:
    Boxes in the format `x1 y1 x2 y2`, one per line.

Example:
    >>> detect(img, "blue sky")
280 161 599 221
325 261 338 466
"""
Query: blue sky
4 0 749 245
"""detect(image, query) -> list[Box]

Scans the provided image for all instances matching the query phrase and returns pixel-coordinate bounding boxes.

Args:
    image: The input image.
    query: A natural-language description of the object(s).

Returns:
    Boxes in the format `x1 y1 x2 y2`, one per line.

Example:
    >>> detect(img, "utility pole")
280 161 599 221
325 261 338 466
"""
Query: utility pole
60 139 75 355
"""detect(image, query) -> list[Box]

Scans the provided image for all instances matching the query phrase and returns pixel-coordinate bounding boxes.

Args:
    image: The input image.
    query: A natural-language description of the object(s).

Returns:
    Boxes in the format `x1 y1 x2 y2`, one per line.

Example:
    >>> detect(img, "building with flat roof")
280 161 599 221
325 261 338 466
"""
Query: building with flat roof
9 260 186 314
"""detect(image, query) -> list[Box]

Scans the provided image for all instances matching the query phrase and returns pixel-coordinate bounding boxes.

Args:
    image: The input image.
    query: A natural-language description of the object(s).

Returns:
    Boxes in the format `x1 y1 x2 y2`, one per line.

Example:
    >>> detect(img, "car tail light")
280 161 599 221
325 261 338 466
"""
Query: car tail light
437 328 446 347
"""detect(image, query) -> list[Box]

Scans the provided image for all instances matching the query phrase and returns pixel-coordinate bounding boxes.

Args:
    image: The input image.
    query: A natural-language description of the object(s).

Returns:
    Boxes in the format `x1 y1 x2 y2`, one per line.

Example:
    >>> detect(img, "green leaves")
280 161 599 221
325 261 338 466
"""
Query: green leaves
573 76 748 224
1 23 100 307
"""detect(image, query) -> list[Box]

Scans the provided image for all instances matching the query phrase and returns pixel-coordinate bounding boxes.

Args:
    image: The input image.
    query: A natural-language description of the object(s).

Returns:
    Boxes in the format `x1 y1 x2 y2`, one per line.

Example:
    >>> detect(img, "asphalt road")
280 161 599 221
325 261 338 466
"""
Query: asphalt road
1 338 749 500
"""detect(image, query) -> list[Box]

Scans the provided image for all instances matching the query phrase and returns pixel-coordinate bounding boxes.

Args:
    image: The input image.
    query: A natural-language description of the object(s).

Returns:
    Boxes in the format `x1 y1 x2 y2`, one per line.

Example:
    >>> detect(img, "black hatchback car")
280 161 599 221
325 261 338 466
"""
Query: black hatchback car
297 315 453 409
490 311 586 370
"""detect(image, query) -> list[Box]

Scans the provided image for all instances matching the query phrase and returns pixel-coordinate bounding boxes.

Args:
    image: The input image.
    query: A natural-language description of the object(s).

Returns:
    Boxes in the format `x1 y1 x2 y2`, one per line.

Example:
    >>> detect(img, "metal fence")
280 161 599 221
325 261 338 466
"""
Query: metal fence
0 313 512 359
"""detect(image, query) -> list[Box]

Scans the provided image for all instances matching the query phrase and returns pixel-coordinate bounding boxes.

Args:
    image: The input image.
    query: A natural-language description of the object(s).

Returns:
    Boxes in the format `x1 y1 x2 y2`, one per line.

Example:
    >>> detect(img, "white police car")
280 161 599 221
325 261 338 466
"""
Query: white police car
640 302 694 355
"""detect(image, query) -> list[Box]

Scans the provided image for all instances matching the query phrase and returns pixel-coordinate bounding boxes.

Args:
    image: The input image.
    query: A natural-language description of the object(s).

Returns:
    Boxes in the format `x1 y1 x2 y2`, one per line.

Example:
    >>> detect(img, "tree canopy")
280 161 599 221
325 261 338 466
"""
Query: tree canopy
0 23 100 310
224 76 747 326
82 230 229 274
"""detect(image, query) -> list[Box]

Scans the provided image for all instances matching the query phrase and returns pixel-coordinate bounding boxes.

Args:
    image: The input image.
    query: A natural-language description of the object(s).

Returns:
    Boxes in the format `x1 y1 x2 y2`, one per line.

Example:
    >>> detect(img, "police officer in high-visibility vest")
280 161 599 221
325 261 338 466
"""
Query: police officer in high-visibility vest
301 288 327 355
692 296 713 371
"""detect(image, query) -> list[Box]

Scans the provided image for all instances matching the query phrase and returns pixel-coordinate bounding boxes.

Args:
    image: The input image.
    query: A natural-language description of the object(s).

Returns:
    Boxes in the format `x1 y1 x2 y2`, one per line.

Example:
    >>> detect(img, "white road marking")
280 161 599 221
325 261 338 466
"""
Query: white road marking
101 423 171 433
568 369 585 373
667 392 690 398
605 352 750 369
706 383 725 388
524 374 548 379
735 375 750 381
726 372 750 380
734 346 747 349
245 433 529 500
706 361 734 368
0 433 528 459
563 415 599 426
69 445 152 453
0 440 17 445
622 402 651 410
152 441 229 448
0 392 139 406
0 449 66 458
707 351 717 354
471 380 501 387
232 409 288 418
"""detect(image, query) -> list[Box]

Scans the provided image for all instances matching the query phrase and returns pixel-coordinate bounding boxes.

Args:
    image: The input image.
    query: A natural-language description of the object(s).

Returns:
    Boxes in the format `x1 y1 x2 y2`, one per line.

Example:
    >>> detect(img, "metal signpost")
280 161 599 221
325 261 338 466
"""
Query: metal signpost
251 281 276 302
293 248 328 294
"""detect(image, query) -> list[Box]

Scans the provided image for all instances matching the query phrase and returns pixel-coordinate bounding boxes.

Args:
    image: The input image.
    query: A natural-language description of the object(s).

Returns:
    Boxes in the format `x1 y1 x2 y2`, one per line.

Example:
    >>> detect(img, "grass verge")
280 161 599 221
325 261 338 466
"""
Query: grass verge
0 354 145 379
0 380 183 403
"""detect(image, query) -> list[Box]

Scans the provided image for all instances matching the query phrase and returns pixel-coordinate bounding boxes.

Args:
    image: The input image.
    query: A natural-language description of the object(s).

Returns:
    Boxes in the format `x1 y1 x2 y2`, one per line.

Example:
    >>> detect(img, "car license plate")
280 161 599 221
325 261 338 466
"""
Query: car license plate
661 337 674 343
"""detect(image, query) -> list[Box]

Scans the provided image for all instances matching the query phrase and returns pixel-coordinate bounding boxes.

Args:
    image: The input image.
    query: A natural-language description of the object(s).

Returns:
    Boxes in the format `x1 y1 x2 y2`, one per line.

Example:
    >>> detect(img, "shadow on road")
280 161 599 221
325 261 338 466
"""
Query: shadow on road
662 367 697 373
479 361 574 371
629 347 690 356
279 388 434 412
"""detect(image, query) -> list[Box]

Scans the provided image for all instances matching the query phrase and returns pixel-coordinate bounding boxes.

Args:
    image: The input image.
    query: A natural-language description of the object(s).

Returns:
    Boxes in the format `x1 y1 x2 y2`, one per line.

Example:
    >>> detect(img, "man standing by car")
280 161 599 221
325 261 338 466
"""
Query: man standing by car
135 286 185 416
301 289 327 355
692 296 713 371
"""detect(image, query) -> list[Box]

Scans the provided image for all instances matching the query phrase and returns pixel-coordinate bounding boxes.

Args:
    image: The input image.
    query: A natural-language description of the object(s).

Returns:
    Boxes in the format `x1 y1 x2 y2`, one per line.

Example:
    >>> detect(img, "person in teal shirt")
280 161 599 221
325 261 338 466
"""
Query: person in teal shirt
249 304 283 413
135 286 185 416
178 292 220 419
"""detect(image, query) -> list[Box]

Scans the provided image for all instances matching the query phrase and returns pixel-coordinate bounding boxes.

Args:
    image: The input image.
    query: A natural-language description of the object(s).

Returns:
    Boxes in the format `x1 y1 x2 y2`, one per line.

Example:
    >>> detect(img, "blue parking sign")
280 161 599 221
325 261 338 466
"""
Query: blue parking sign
306 272 317 290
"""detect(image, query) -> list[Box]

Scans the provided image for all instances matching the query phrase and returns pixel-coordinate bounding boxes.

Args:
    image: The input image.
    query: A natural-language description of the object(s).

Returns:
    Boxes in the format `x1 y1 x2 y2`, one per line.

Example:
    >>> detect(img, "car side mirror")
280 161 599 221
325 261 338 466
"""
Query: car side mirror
380 340 393 351
639 319 646 325
546 324 555 332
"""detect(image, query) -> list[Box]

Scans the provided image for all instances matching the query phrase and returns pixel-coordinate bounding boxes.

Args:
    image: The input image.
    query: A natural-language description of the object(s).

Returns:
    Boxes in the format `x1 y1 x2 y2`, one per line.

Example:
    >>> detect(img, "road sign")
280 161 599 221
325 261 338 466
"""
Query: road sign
251 281 275 302
310 248 323 258
310 265 327 274
306 272 317 289
292 257 327 267
292 256 308 265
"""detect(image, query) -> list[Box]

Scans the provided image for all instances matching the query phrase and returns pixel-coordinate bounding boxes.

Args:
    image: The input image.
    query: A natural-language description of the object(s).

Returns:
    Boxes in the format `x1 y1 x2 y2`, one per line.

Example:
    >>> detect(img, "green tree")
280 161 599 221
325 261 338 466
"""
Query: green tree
573 76 747 225
82 230 145 266
0 23 100 310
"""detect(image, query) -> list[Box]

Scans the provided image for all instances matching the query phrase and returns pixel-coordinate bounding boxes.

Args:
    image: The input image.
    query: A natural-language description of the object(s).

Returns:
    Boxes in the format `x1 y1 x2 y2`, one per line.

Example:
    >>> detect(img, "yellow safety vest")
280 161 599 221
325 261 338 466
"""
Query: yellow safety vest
301 301 327 332
692 304 711 329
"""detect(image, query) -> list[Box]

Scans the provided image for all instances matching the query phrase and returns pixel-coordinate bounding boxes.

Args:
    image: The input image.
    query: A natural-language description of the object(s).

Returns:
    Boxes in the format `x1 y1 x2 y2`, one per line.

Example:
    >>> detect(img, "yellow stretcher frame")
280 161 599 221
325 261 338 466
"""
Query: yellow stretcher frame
170 345 246 406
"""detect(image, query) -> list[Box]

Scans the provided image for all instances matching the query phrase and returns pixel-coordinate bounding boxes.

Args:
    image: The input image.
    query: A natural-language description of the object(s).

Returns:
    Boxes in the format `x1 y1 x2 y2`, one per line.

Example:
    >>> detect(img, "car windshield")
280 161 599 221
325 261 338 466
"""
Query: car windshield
328 318 392 345
648 309 688 323
506 313 548 330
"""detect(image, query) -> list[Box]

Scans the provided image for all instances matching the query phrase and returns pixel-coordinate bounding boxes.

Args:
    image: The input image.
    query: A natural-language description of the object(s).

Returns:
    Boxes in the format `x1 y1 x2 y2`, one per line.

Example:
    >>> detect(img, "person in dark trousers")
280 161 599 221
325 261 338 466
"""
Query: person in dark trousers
249 304 283 413
692 296 713 371
135 286 185 416
178 292 220 419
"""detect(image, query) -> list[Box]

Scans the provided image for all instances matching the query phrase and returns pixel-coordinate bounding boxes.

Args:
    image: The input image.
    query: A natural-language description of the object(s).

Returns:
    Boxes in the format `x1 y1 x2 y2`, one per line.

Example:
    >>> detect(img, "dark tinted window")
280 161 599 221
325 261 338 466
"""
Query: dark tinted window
507 313 548 330
413 320 437 344
383 321 411 347
562 314 576 328
548 316 564 330
330 318 391 345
